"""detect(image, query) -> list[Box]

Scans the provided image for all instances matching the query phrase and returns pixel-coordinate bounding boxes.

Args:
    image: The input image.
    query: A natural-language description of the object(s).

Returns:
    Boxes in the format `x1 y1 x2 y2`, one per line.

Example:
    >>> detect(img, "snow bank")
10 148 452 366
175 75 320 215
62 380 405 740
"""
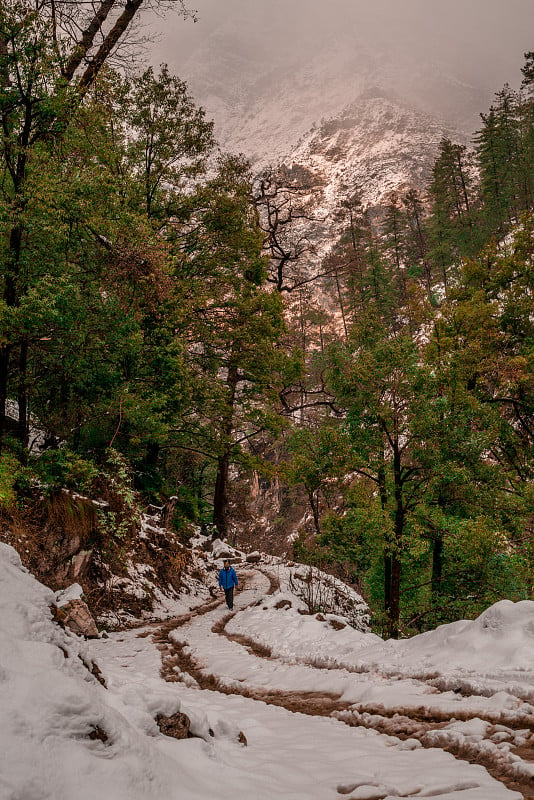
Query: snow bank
358 599 534 676
226 589 381 667
228 583 534 683
0 543 221 800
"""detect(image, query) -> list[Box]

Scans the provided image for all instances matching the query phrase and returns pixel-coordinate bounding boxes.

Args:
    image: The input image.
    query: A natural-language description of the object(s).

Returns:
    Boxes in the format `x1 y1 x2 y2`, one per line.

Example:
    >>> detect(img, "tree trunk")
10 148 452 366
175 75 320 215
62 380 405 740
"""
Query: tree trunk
0 222 22 452
389 444 404 639
378 464 392 620
17 337 29 450
212 362 239 539
384 552 392 620
78 0 145 93
390 552 402 639
333 266 348 339
308 487 321 534
62 0 118 82
0 347 9 455
213 450 230 539
431 535 443 596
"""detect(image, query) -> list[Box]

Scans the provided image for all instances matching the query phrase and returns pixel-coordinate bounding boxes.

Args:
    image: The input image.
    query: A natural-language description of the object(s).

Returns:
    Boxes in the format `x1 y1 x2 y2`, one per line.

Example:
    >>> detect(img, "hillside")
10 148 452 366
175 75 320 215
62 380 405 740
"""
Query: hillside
282 90 465 212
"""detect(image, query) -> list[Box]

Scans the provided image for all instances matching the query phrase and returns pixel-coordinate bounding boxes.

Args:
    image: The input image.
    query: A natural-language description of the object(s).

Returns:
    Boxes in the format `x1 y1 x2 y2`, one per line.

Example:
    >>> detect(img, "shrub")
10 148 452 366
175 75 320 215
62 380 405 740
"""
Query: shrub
33 448 98 493
0 453 20 508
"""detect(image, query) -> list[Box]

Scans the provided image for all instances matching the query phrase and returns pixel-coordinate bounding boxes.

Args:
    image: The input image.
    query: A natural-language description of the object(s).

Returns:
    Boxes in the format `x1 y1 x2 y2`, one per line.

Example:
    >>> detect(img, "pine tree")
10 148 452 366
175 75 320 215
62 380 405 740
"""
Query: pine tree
0 0 193 451
172 158 287 538
382 193 410 309
428 139 478 284
401 189 434 298
475 86 525 229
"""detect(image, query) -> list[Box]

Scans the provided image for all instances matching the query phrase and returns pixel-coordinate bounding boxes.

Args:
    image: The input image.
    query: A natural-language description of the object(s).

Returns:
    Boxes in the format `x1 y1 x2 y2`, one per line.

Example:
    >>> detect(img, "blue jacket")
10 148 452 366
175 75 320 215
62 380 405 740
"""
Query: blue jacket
219 566 238 590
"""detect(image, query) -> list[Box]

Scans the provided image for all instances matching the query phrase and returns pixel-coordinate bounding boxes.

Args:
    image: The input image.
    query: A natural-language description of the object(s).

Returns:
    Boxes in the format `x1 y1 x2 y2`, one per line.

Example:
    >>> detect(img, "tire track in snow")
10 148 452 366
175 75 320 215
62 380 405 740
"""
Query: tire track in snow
154 569 349 716
153 567 534 799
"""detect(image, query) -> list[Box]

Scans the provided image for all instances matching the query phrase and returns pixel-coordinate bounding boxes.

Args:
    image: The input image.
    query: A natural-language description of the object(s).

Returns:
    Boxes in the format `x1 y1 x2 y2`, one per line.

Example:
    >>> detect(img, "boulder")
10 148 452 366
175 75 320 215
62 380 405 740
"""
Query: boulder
54 598 99 639
246 551 261 564
211 538 235 559
156 712 191 739
55 583 84 607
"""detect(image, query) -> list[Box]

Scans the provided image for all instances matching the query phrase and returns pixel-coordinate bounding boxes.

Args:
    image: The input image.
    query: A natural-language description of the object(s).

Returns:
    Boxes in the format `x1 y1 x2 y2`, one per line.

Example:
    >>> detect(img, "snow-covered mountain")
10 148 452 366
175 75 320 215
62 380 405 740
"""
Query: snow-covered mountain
278 87 466 217
179 17 485 177
172 13 489 273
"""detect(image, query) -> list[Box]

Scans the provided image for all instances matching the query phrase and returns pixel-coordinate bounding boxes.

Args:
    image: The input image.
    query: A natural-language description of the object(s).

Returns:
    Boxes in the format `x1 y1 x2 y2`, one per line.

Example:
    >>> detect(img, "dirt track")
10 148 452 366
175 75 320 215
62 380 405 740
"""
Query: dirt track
150 568 534 800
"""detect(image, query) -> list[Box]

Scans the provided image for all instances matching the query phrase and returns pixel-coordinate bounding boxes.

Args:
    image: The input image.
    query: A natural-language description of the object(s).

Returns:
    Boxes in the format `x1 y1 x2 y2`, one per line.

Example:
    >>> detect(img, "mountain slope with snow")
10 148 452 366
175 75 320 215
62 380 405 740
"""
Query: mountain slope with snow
176 16 481 277
280 88 466 216
180 19 485 170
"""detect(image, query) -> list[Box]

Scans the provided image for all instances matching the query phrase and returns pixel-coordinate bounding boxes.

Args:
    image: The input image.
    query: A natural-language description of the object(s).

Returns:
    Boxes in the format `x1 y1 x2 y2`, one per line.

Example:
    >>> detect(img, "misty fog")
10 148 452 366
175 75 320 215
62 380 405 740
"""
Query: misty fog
149 0 532 90
142 0 533 162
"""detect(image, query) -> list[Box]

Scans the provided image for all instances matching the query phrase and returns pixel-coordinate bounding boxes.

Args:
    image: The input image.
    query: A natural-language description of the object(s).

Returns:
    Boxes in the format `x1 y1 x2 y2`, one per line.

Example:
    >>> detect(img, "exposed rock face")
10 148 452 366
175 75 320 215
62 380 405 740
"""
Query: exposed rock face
282 90 465 213
53 599 99 639
1 500 192 627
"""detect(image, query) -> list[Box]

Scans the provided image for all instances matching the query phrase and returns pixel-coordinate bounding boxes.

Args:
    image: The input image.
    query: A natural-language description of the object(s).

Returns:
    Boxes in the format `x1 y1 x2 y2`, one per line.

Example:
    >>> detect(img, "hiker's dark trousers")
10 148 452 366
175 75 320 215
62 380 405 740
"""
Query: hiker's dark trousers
224 588 234 610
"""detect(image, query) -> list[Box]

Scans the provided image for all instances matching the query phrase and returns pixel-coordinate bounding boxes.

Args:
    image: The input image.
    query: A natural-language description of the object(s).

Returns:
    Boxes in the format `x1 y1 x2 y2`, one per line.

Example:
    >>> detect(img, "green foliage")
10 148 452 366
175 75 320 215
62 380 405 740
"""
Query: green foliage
33 448 98 493
475 85 534 231
0 453 19 508
292 58 534 634
94 449 141 543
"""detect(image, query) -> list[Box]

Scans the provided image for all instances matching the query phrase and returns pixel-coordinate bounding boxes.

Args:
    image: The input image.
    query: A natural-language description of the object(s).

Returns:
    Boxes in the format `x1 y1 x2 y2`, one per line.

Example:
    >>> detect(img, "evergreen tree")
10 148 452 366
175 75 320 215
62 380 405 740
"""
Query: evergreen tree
400 189 432 294
475 85 530 230
0 0 192 450
171 158 287 537
382 193 408 306
427 138 478 284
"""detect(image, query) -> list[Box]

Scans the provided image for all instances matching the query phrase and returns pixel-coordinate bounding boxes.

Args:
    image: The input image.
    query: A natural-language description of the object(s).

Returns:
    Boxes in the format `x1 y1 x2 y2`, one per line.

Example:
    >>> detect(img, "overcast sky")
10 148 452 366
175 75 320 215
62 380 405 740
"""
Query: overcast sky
148 0 533 90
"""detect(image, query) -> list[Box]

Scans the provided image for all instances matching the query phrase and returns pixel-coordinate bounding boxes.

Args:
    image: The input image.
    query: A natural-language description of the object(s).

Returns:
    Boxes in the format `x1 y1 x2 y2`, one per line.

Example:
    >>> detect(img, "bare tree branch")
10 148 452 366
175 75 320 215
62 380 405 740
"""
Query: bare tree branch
62 0 117 82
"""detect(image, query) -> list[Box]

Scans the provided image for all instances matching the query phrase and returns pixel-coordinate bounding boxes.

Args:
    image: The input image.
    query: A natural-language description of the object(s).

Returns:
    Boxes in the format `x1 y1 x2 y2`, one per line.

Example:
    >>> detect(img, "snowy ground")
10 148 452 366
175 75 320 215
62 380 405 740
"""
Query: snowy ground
1 542 533 800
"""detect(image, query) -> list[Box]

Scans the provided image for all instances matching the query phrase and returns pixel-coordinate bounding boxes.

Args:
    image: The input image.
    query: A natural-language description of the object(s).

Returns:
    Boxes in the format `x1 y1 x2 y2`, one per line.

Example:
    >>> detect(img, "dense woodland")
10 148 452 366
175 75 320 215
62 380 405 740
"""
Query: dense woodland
0 2 533 637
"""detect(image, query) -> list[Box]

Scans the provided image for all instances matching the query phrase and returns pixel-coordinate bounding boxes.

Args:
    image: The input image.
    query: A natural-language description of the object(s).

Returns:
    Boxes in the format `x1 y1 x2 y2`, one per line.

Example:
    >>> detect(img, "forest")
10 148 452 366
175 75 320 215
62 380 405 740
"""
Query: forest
0 2 533 638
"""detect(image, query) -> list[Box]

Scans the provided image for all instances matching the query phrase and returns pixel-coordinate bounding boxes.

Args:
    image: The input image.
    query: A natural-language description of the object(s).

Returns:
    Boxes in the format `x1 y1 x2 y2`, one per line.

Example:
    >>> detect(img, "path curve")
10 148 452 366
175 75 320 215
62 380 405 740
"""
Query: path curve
152 566 534 800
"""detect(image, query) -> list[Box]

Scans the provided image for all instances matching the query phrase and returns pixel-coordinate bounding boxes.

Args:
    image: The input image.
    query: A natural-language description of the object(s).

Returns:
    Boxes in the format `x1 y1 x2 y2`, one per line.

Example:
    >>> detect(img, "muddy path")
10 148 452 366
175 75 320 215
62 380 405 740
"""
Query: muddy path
149 567 534 800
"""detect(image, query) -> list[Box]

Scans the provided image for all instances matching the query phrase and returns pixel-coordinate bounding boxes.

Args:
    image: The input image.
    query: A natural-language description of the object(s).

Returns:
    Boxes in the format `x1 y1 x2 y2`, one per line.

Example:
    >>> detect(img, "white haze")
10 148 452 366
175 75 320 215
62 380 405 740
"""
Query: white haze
150 0 532 89
143 0 533 163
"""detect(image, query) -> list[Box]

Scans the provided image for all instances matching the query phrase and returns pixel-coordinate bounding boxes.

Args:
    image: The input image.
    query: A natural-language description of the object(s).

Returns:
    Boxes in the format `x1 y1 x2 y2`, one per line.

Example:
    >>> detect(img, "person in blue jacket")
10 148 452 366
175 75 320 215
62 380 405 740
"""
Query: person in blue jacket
219 560 238 610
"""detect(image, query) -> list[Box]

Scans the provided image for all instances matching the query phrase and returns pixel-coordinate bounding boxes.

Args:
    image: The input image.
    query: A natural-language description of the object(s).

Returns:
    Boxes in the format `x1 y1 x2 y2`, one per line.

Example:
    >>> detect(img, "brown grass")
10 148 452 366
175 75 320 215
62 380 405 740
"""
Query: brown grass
0 492 96 586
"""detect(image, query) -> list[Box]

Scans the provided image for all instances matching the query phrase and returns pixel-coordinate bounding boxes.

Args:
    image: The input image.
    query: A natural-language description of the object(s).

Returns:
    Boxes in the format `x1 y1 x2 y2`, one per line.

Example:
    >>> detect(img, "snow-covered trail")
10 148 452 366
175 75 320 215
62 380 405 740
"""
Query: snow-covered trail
159 568 534 798
171 569 534 723
5 541 534 800
89 567 533 800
